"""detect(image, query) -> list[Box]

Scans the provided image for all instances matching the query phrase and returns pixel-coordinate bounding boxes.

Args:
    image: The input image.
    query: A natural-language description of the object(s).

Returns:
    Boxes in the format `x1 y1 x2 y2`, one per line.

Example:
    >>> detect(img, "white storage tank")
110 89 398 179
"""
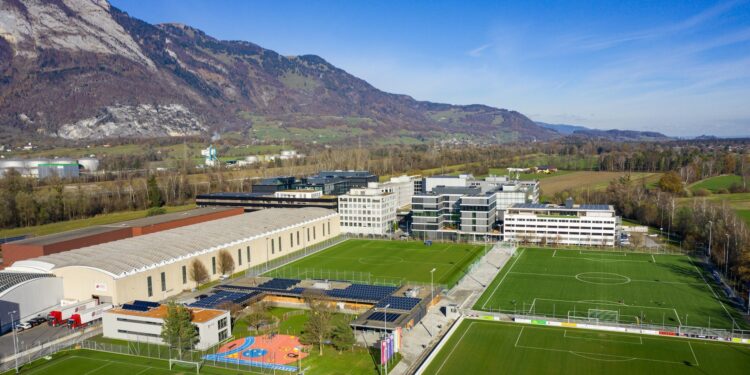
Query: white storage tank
25 158 50 177
0 158 27 177
78 157 99 172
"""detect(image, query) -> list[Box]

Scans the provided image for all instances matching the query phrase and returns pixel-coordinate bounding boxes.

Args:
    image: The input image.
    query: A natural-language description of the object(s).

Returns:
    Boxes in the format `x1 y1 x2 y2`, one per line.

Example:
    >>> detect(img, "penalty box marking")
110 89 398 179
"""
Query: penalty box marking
563 330 644 345
514 325 693 366
481 249 526 310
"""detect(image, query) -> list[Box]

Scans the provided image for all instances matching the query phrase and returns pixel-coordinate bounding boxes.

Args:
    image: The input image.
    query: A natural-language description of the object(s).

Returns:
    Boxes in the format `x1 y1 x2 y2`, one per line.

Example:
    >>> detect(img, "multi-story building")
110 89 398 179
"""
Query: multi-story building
303 170 378 195
251 176 297 194
338 186 397 235
378 175 419 208
502 199 618 246
411 186 498 240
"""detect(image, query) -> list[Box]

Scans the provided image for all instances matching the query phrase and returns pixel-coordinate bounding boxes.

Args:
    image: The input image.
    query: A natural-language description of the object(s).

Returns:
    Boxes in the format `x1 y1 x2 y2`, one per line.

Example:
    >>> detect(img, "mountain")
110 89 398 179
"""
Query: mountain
537 122 671 141
0 0 558 143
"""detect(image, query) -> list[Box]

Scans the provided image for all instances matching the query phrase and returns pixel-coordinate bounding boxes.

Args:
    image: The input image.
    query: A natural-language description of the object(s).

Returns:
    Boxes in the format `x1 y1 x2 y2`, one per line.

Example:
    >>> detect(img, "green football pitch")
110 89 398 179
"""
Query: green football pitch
264 239 487 287
474 248 748 330
3 349 275 375
423 320 750 375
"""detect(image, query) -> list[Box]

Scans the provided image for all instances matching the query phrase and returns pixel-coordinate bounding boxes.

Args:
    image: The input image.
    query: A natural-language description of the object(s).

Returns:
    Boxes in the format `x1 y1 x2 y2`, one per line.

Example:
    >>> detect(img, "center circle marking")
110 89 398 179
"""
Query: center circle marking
575 272 631 285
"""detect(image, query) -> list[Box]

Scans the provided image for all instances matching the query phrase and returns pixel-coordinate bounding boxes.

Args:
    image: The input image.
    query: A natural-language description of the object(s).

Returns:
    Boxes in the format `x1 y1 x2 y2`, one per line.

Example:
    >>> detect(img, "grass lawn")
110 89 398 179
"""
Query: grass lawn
538 171 663 198
423 320 750 375
264 239 487 288
689 175 744 193
488 168 574 180
0 204 195 239
474 248 747 330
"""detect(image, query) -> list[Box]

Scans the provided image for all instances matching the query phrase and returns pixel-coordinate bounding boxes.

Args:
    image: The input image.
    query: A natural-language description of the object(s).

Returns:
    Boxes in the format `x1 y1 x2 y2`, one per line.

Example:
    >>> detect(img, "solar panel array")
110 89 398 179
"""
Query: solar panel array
189 290 260 309
326 284 398 302
513 203 548 209
376 296 421 311
122 303 150 312
257 278 300 290
133 300 160 308
366 312 400 322
579 204 611 211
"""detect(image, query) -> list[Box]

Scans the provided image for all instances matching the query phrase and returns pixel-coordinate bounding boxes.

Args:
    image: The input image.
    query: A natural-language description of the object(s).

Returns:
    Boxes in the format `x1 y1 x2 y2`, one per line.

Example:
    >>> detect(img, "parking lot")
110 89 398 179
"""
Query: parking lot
0 322 78 359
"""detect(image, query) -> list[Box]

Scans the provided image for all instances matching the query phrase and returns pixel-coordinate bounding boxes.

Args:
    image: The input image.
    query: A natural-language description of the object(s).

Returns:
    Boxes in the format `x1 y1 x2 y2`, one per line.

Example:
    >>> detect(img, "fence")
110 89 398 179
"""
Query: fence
244 235 348 278
0 326 103 372
463 308 750 342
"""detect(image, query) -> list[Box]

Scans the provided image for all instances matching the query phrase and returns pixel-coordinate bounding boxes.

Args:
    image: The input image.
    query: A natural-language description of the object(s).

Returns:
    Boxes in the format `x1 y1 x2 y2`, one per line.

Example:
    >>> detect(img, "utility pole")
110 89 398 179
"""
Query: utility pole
8 311 19 374
725 233 730 276
430 268 436 303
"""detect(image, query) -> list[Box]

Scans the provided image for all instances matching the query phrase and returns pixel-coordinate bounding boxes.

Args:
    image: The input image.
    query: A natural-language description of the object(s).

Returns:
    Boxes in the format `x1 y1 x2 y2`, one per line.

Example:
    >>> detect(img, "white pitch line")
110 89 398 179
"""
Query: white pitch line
673 308 682 326
83 363 112 375
434 322 476 375
514 326 525 347
688 341 700 366
481 249 525 310
651 254 656 263
687 257 736 326
528 298 537 314
553 249 557 257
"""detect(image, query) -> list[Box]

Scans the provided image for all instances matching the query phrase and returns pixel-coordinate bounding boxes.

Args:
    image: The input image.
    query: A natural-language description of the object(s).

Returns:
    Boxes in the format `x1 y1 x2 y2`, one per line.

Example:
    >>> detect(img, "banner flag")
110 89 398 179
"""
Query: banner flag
381 339 387 365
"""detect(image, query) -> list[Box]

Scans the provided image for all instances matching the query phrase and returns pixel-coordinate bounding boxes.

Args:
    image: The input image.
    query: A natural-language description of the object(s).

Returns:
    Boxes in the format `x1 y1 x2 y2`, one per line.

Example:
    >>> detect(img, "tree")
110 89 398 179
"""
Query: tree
244 302 272 331
300 292 334 355
147 175 164 208
188 259 209 285
658 172 683 194
330 319 355 352
217 249 235 275
161 301 198 359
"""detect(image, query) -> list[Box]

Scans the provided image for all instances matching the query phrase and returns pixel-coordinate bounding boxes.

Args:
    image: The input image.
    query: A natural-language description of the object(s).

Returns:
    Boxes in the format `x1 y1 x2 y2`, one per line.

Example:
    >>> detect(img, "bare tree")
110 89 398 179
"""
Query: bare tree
300 290 334 356
217 249 235 275
188 259 209 285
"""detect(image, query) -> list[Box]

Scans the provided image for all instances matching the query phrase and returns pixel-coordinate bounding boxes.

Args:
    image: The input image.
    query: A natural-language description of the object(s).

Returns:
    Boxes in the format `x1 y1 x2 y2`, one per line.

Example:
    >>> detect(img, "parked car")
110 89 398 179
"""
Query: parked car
15 322 32 331
28 317 46 327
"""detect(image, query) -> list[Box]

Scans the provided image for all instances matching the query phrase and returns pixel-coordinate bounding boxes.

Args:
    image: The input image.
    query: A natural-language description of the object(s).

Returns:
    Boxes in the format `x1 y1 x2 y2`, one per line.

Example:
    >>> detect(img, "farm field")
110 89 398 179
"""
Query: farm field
474 248 748 330
678 192 750 226
264 239 487 288
537 171 663 197
423 320 750 375
689 175 744 193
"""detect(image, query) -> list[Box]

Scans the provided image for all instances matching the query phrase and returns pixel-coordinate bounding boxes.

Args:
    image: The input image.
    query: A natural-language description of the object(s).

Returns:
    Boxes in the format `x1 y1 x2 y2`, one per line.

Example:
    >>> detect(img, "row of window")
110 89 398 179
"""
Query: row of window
145 222 332 297
505 224 614 230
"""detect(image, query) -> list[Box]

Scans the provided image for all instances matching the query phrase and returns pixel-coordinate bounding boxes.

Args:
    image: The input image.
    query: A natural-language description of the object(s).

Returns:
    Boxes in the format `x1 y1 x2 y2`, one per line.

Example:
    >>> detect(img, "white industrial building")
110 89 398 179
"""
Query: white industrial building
103 303 230 350
338 186 397 235
273 190 323 199
0 273 63 334
7 208 340 305
502 199 619 246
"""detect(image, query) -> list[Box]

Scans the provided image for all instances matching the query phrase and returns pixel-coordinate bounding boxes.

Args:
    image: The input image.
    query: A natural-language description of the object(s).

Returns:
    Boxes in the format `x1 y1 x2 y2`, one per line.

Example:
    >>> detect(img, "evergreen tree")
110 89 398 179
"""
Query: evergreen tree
160 302 198 359
147 175 164 208
330 319 355 352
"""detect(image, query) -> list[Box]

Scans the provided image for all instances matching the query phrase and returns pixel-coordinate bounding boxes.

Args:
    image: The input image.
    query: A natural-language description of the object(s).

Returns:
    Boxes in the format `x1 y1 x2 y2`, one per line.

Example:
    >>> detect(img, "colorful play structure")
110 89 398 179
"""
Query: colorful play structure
203 334 308 372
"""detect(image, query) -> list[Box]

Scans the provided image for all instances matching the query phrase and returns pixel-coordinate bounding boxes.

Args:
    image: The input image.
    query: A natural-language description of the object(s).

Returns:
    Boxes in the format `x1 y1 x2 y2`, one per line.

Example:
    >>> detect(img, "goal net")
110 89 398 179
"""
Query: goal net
169 359 202 374
587 309 619 323
498 243 518 258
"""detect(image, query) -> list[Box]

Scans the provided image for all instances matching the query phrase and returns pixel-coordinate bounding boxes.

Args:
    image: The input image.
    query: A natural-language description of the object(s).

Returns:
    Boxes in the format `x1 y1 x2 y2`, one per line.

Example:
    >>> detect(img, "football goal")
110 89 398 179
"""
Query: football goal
169 359 203 374
587 309 620 323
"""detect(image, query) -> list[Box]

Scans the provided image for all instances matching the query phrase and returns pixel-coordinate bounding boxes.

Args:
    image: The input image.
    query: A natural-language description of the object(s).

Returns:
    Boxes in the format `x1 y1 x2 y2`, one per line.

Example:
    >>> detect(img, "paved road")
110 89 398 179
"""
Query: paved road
0 323 75 360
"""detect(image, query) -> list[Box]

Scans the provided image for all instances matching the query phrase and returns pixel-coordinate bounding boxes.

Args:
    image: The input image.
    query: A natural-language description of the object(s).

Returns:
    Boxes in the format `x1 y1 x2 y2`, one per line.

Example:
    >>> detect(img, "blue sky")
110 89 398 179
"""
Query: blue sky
110 0 750 137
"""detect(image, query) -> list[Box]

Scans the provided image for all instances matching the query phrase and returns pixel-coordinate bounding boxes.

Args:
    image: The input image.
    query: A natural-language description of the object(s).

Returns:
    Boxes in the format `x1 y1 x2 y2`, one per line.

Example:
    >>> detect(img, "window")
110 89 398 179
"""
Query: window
296 231 300 245
116 317 162 326
246 246 251 263
278 236 282 252
271 239 275 254
218 329 228 341
211 257 216 274
238 248 242 266
307 228 310 241
147 276 153 297
290 233 294 248
313 227 316 240
327 222 330 235
218 317 228 329
182 266 187 284
118 329 160 338
160 272 166 292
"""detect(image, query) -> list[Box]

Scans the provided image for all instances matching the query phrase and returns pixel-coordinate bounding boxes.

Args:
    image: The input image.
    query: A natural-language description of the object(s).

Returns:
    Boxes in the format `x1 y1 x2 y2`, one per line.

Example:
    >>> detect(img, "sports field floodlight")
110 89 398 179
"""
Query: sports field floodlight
8 310 18 374
430 268 437 301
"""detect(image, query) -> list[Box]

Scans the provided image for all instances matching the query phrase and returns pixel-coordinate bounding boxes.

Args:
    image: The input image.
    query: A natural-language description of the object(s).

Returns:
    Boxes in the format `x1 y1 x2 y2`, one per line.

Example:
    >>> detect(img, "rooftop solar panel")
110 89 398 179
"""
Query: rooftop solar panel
366 312 399 322
376 296 421 311
122 304 150 312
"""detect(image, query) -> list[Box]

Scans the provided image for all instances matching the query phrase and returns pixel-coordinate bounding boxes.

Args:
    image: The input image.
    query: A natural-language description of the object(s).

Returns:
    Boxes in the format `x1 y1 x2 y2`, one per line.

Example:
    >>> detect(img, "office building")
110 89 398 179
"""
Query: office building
338 186 397 235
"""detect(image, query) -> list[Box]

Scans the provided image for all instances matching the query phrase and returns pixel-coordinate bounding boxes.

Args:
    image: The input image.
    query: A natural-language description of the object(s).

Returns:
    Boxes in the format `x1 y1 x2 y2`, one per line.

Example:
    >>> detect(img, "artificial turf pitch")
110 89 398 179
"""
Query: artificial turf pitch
423 320 750 375
474 248 748 330
264 239 487 288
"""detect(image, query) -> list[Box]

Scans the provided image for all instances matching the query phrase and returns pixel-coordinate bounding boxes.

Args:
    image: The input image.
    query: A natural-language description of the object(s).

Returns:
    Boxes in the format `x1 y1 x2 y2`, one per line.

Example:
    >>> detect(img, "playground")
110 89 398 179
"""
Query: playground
204 334 308 372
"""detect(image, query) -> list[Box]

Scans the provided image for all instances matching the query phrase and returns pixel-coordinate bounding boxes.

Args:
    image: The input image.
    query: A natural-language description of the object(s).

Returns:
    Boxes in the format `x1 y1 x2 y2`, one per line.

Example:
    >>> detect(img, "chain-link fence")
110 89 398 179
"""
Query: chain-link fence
0 327 102 373
244 235 349 278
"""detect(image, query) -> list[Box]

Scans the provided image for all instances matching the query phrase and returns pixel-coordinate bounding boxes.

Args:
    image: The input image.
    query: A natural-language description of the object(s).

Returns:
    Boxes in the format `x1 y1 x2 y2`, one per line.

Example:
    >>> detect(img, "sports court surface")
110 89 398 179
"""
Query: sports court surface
264 239 486 287
474 248 747 330
423 320 750 375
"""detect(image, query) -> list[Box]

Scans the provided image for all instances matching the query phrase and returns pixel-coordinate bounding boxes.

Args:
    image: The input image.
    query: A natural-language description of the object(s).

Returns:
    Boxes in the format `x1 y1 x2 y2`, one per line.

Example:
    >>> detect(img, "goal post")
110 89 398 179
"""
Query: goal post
169 359 202 374
587 309 619 323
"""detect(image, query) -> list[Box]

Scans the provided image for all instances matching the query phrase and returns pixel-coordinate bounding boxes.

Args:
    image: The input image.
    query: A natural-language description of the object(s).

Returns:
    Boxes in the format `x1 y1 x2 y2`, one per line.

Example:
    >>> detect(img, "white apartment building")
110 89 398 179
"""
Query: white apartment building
103 304 230 350
502 199 618 246
380 175 419 208
338 187 397 235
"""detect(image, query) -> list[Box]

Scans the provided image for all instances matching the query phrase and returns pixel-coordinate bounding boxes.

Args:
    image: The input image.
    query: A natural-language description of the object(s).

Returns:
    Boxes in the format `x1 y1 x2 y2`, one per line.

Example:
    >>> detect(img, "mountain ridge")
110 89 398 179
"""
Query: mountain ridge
0 0 558 143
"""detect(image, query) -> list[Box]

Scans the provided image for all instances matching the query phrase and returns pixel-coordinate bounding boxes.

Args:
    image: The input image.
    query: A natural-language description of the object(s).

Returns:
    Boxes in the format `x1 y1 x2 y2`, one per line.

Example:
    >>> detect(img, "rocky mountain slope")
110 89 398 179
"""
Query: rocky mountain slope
0 0 558 143
537 122 671 141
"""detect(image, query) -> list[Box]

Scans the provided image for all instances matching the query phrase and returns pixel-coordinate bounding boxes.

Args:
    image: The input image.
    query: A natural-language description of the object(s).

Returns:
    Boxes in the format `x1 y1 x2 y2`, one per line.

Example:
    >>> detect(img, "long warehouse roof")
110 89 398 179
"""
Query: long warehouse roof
10 208 337 279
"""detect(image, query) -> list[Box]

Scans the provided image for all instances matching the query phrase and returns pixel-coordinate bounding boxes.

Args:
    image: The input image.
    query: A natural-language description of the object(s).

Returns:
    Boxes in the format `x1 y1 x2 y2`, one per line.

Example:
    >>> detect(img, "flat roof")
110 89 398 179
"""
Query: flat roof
510 203 613 211
108 304 225 323
7 207 237 246
12 208 337 278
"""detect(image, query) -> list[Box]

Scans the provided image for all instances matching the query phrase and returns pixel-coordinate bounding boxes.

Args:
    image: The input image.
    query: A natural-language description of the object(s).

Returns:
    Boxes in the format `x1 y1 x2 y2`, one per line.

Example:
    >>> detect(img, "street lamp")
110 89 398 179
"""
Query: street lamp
8 311 19 374
430 268 436 303
383 303 390 375
708 220 714 258
725 234 730 276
